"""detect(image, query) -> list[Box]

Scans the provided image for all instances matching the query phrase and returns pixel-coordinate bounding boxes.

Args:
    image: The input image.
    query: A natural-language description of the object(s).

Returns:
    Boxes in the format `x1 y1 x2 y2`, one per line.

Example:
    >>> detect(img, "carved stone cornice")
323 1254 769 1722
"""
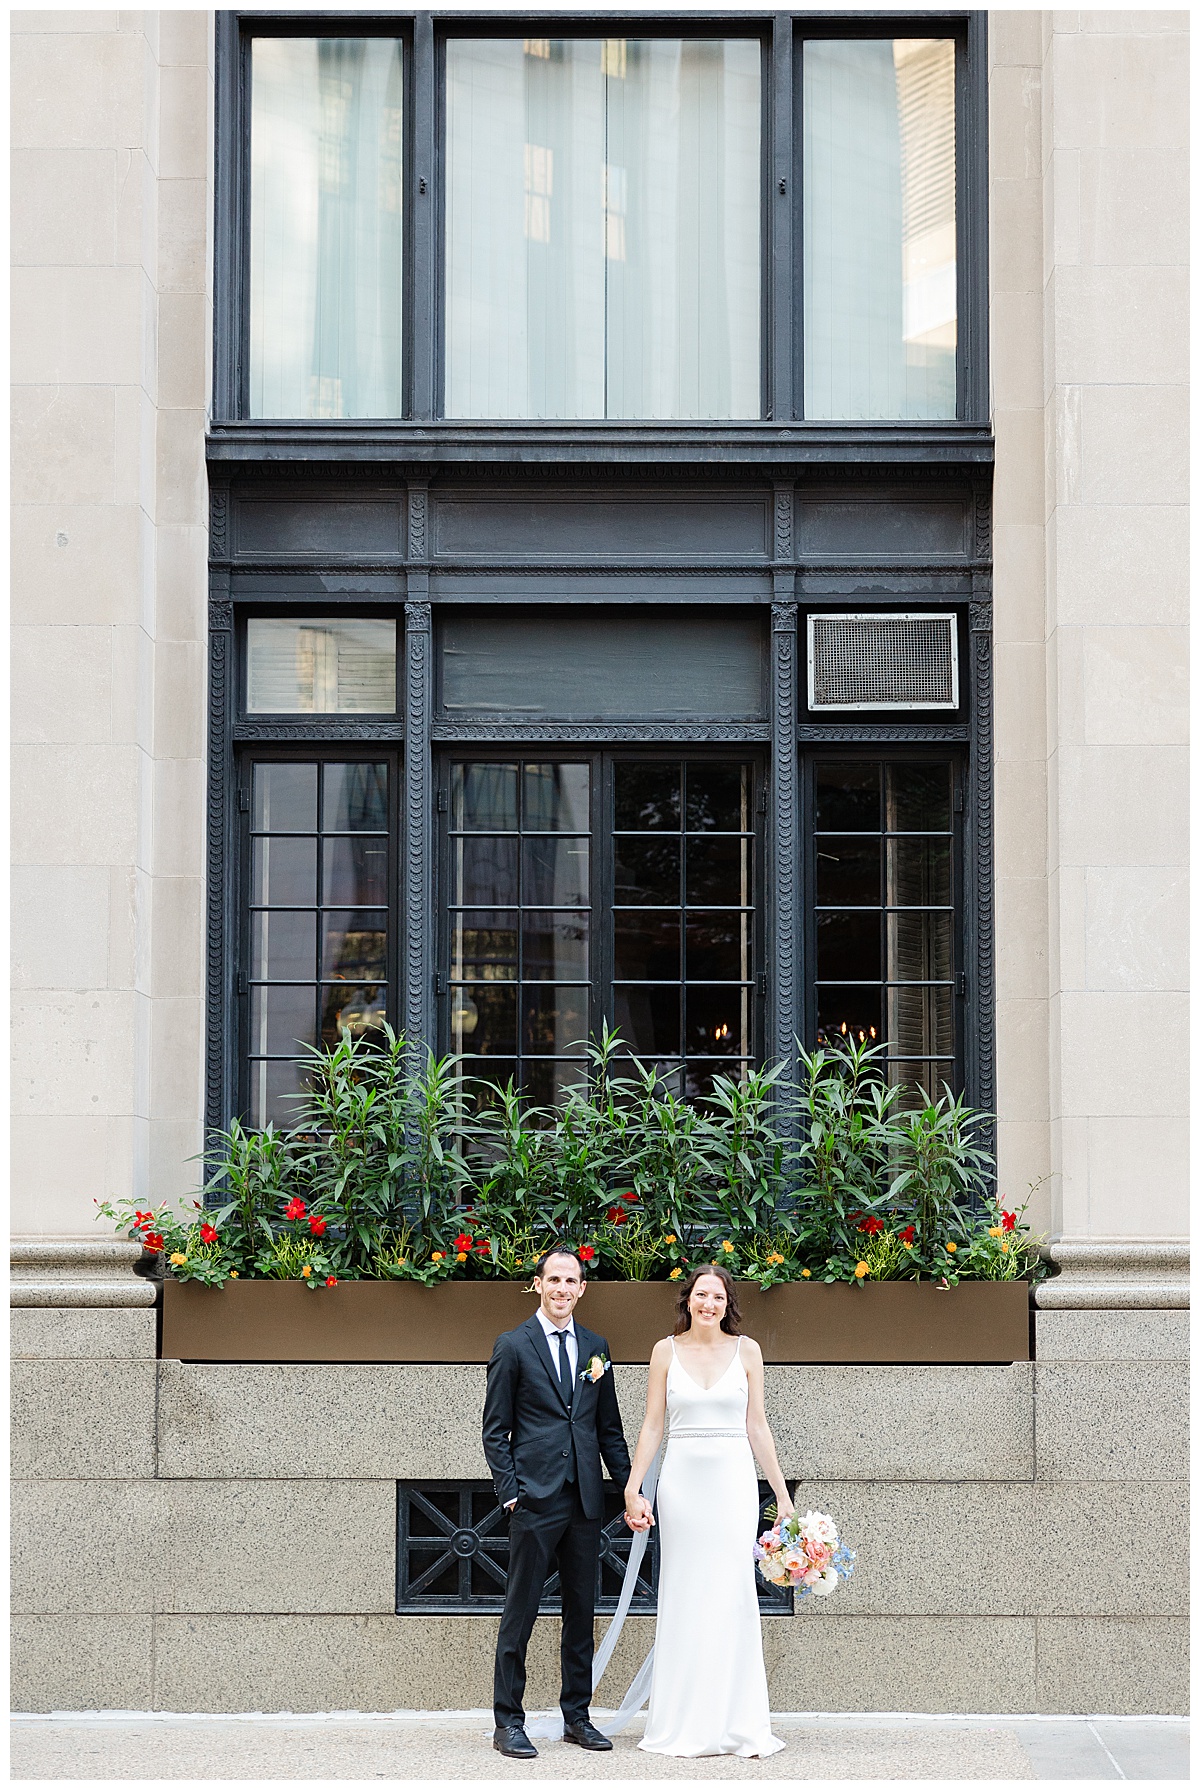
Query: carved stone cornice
1036 1239 1191 1310
10 1240 158 1308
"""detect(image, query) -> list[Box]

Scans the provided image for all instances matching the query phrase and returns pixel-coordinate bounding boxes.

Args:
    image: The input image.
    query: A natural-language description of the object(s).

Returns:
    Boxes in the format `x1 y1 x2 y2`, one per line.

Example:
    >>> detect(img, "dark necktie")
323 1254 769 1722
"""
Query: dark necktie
556 1328 574 1407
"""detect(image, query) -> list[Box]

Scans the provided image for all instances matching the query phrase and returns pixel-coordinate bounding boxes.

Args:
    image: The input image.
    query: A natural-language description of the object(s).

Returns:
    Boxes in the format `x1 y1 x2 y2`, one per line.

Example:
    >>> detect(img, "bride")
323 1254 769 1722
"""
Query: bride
623 1263 791 1758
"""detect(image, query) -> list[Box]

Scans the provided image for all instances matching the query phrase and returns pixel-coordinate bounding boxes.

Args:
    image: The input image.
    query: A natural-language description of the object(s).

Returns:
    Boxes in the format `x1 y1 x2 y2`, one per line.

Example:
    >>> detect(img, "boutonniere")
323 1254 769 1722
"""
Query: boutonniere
581 1353 611 1384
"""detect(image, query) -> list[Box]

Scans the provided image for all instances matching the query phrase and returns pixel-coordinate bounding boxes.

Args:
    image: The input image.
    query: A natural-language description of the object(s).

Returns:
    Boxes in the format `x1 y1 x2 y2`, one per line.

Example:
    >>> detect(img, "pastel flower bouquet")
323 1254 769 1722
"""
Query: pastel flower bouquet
755 1508 856 1602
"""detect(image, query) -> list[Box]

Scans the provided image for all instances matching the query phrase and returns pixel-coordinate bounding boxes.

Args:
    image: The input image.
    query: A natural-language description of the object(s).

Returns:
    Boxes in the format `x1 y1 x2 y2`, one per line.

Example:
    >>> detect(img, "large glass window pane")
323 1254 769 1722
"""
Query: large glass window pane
246 620 397 715
445 37 761 419
250 37 403 419
804 38 956 420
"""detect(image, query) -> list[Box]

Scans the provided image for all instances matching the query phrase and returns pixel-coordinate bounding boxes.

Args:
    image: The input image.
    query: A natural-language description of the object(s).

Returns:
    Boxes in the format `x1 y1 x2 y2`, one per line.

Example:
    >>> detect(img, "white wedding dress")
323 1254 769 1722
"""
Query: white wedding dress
638 1336 784 1758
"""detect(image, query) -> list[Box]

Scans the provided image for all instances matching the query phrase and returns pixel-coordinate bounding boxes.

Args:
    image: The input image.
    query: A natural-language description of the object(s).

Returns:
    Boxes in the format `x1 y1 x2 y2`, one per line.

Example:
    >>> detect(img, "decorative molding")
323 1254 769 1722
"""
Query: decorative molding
234 722 404 742
773 486 795 563
10 1241 157 1309
798 723 970 743
967 596 995 1167
404 602 433 1057
205 586 234 1137
209 597 233 631
408 485 429 561
431 721 771 743
209 484 229 558
1036 1240 1190 1311
220 558 977 579
972 485 992 563
770 603 799 1077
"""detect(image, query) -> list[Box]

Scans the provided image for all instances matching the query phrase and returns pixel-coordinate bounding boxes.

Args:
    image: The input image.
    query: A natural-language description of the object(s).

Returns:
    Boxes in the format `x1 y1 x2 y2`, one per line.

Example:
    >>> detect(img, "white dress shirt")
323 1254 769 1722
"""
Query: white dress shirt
536 1306 578 1384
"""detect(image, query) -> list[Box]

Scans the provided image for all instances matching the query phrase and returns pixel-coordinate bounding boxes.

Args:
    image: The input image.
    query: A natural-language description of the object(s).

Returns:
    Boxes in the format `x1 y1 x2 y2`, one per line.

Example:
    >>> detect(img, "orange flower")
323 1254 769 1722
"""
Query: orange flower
301 1265 312 1278
988 1226 1002 1238
431 1251 444 1262
664 1234 676 1245
854 1262 869 1279
945 1241 957 1254
669 1267 682 1280
229 1270 239 1279
721 1240 734 1254
456 1251 468 1263
801 1268 811 1279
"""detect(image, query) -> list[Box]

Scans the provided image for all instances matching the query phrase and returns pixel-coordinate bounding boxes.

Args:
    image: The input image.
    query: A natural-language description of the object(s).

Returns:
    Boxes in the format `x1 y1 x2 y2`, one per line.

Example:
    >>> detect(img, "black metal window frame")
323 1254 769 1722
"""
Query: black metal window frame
396 1478 793 1615
435 746 769 1099
211 9 990 433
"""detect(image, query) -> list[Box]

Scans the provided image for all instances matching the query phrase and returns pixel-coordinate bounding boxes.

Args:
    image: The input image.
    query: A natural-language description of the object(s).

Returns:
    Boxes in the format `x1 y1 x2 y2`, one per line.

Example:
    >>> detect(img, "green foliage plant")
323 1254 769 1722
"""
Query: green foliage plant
793 1037 899 1266
695 1062 789 1245
886 1084 995 1264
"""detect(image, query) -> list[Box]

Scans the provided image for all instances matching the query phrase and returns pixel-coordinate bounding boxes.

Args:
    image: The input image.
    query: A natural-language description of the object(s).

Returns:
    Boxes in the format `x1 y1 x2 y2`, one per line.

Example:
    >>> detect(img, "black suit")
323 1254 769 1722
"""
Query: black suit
483 1313 633 1728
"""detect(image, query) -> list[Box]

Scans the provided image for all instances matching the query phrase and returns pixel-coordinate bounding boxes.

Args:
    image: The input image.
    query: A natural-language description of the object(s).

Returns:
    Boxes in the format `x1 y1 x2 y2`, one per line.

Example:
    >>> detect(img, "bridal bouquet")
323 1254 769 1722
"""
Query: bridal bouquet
755 1508 856 1601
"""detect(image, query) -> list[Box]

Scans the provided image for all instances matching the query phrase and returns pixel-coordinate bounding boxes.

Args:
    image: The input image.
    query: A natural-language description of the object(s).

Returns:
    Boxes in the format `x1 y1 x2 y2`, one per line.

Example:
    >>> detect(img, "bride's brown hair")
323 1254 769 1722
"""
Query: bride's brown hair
672 1264 742 1336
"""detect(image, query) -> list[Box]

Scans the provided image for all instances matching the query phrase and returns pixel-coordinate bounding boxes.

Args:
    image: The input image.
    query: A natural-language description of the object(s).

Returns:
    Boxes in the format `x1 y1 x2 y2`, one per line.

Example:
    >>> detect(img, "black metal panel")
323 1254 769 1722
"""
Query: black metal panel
438 610 768 722
396 1479 792 1615
797 495 970 559
431 491 771 561
233 494 405 560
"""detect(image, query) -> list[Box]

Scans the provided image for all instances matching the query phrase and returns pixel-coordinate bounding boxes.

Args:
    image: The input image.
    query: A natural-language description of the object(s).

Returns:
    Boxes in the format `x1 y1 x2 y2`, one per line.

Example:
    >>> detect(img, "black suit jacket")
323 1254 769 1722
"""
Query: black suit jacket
482 1314 633 1522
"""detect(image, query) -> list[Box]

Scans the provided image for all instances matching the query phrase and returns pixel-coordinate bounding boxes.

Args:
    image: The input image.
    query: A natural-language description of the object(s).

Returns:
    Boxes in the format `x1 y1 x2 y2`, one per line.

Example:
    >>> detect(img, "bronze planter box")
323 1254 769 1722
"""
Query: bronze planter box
161 1277 1031 1365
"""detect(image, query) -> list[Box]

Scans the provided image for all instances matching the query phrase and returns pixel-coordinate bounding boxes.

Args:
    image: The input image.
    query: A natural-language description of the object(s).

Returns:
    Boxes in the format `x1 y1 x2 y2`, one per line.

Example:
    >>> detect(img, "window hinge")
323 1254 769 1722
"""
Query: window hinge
237 788 250 813
954 785 964 814
957 971 967 997
436 788 448 814
757 971 768 998
757 785 768 815
237 971 247 996
436 973 447 997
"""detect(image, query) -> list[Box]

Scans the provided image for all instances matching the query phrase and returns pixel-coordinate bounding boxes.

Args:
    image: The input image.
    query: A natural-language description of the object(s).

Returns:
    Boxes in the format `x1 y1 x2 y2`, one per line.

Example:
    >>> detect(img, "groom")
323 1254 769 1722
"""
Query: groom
482 1244 649 1760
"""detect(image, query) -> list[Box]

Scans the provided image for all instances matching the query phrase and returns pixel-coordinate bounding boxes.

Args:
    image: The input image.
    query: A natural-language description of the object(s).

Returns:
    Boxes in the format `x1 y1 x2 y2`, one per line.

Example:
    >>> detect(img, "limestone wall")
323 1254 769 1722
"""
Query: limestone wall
10 1311 1188 1715
989 11 1189 1248
11 11 213 1236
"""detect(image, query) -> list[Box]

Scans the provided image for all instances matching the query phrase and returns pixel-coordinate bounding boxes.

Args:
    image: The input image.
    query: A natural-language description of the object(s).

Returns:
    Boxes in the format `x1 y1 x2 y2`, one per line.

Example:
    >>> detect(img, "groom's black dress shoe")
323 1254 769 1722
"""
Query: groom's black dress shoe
493 1724 538 1759
562 1719 613 1751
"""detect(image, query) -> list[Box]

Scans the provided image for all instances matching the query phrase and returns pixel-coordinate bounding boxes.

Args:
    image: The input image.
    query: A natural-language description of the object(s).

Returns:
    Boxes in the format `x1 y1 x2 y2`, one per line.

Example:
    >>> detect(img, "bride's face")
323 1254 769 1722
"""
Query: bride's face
688 1274 728 1328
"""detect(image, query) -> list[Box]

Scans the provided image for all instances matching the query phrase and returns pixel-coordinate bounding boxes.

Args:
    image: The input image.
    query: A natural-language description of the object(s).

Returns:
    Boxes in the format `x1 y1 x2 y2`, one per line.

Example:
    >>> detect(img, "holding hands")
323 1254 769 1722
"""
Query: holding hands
624 1490 655 1531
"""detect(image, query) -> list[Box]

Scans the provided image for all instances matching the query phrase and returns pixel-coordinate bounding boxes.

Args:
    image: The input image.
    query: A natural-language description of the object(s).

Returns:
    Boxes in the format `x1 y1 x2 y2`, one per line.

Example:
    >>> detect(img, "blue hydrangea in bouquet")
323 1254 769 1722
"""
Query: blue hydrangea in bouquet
755 1507 856 1601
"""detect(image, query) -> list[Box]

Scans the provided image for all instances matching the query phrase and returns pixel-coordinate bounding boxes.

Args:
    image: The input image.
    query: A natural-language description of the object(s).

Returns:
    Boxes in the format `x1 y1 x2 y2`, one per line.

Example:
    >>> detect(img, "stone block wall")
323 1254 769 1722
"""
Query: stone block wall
11 1308 1187 1715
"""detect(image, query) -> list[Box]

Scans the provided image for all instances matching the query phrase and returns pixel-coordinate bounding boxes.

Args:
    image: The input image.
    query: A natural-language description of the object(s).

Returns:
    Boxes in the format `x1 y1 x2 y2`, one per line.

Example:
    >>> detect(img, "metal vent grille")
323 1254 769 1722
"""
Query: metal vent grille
807 613 959 711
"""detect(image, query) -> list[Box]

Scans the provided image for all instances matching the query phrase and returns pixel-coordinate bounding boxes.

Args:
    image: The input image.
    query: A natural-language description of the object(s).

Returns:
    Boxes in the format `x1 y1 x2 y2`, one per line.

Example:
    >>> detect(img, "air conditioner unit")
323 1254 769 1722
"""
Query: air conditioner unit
807 612 959 711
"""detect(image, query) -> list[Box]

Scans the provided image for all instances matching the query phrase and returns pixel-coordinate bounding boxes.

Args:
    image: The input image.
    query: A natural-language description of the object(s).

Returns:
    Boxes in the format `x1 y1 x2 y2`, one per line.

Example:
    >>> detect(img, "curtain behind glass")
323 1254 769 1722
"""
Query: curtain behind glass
250 38 403 419
444 37 761 420
803 38 956 421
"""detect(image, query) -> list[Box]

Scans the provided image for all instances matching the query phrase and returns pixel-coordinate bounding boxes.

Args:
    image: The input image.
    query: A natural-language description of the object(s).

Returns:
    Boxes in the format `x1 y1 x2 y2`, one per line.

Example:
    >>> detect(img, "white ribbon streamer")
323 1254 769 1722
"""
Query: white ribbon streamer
522 1444 662 1742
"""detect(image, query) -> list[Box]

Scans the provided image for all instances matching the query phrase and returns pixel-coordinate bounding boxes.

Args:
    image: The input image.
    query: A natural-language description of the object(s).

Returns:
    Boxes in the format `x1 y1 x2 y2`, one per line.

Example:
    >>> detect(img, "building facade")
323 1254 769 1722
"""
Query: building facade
11 8 1188 1714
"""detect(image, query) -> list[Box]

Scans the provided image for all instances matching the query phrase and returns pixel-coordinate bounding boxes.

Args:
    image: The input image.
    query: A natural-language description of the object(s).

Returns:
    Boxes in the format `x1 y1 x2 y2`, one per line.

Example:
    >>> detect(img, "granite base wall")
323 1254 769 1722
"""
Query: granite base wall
9 1308 1188 1714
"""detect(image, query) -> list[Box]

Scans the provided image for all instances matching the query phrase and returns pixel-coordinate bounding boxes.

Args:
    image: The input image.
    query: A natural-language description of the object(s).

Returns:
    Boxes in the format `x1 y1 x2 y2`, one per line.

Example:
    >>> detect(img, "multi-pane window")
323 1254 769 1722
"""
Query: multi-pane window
803 38 957 420
249 36 404 418
812 760 958 1102
444 36 762 420
244 759 392 1125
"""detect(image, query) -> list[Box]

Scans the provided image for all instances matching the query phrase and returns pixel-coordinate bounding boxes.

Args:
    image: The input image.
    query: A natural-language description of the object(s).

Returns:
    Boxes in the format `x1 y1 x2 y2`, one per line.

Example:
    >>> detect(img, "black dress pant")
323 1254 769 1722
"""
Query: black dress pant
494 1481 601 1728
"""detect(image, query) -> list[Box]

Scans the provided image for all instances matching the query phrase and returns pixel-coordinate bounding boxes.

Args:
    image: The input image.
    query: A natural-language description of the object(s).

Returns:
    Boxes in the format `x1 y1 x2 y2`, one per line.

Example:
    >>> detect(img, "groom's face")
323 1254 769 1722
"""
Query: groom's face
535 1253 585 1324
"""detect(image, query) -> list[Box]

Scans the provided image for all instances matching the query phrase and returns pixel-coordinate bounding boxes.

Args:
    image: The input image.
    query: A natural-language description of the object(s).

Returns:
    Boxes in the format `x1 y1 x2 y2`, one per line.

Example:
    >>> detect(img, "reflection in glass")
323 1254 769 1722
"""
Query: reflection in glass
685 915 749 981
523 763 590 832
887 836 951 907
452 763 519 832
445 37 761 419
686 836 749 907
524 1059 589 1106
614 913 680 980
455 983 518 1055
247 622 397 715
250 37 403 419
685 764 747 832
888 983 953 1058
324 762 388 831
523 986 589 1054
251 909 317 982
522 913 588 981
250 984 317 1058
804 38 956 420
323 836 388 907
522 837 589 908
321 913 387 982
321 983 388 1046
816 985 883 1046
452 914 518 982
817 911 881 982
253 762 317 832
685 985 748 1056
816 838 881 906
886 762 951 832
453 837 520 908
614 984 681 1056
253 836 317 907
250 1056 311 1129
614 838 681 906
815 763 879 832
615 763 681 831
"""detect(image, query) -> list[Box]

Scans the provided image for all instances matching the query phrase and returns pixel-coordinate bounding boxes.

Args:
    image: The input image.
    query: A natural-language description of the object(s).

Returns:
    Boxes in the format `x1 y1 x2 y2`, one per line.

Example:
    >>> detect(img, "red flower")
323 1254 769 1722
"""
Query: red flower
898 1225 916 1245
325 1275 338 1287
199 1222 218 1244
452 1233 473 1253
619 1191 639 1204
578 1245 596 1263
857 1216 884 1235
308 1215 327 1237
474 1238 490 1254
141 1233 165 1252
285 1197 306 1221
606 1207 628 1226
134 1211 153 1229
1001 1211 1017 1232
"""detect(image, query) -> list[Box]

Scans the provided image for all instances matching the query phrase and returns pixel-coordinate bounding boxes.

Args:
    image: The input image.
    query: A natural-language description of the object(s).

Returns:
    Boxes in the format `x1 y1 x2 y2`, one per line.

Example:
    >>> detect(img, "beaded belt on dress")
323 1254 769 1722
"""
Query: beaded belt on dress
666 1428 745 1439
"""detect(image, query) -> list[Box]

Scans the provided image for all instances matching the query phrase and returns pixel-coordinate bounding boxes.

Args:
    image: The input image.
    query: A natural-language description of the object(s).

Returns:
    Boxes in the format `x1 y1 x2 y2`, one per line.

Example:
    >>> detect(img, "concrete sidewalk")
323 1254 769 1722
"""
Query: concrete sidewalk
9 1713 1189 1782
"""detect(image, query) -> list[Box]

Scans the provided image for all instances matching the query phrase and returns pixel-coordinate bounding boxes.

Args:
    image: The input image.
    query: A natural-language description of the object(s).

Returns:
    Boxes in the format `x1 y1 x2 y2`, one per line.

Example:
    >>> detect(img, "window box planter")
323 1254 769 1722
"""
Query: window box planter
161 1277 1031 1365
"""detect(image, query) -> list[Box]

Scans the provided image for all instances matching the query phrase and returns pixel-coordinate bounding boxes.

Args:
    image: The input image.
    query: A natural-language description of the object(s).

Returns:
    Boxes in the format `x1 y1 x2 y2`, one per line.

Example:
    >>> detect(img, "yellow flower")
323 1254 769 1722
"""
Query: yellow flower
169 1252 187 1266
801 1268 811 1279
431 1251 444 1262
988 1226 1002 1238
301 1265 312 1278
946 1241 957 1254
396 1257 407 1267
1000 1241 1009 1254
669 1267 682 1280
229 1270 239 1279
455 1251 468 1263
854 1262 869 1278
664 1234 676 1246
721 1240 734 1254
515 1257 524 1267
768 1252 785 1265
